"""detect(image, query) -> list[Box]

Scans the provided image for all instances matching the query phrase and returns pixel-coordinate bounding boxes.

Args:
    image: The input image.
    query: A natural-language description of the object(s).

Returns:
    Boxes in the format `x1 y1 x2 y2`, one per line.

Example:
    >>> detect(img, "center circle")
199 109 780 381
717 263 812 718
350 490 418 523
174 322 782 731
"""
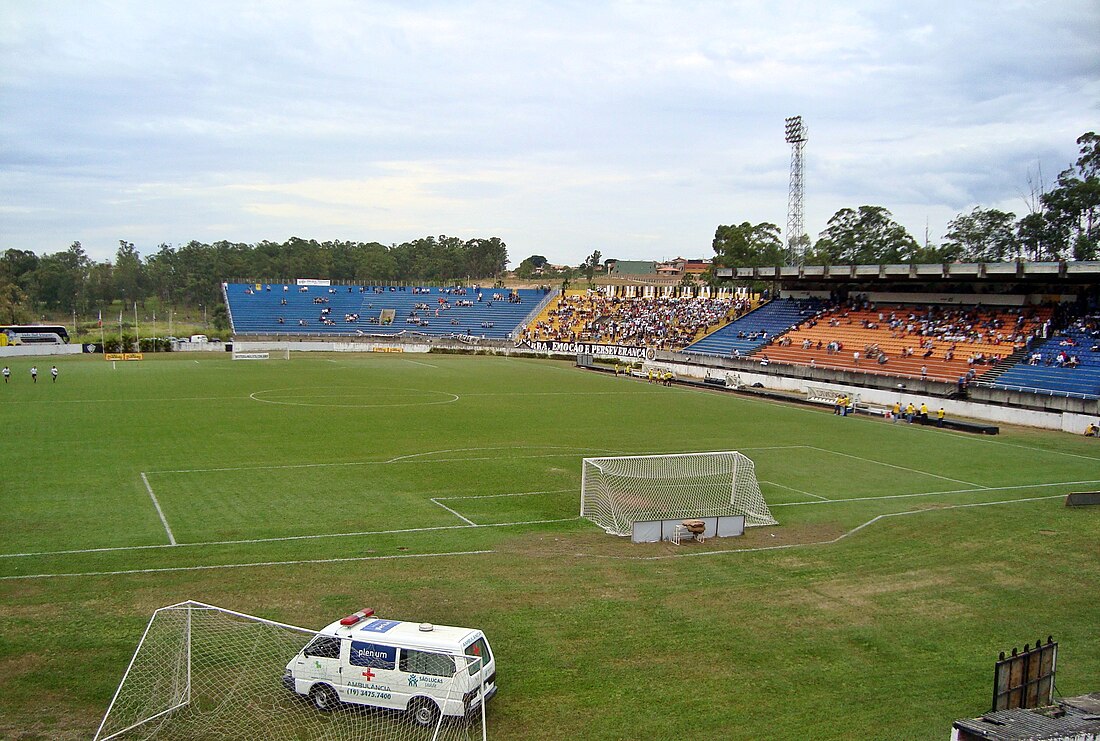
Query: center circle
249 386 459 408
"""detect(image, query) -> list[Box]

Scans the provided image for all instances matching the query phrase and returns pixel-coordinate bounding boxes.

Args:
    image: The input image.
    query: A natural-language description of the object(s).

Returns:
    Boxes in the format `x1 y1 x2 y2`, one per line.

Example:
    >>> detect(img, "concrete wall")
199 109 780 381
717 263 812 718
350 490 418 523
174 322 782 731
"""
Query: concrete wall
0 344 83 359
650 355 1099 435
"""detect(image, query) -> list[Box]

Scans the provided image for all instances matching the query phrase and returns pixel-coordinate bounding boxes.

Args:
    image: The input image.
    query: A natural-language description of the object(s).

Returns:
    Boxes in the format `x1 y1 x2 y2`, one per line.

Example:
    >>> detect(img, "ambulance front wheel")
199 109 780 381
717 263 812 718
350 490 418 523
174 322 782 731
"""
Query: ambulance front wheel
309 684 339 712
408 698 440 727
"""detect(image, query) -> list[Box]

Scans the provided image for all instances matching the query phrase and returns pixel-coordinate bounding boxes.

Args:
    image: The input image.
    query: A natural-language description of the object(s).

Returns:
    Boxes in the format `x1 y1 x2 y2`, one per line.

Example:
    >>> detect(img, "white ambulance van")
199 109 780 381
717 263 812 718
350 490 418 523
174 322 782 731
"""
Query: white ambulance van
283 609 497 727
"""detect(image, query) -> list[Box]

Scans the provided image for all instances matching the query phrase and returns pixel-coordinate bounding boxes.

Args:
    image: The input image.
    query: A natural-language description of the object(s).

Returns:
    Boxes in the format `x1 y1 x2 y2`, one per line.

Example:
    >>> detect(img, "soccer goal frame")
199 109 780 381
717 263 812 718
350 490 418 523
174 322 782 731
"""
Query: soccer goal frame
94 600 486 741
580 451 776 537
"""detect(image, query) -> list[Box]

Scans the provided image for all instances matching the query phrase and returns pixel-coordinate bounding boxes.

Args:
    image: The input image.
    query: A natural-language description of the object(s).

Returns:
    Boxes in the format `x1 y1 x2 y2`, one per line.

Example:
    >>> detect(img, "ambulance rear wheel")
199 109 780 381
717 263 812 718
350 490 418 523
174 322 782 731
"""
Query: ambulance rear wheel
310 685 339 712
408 698 440 728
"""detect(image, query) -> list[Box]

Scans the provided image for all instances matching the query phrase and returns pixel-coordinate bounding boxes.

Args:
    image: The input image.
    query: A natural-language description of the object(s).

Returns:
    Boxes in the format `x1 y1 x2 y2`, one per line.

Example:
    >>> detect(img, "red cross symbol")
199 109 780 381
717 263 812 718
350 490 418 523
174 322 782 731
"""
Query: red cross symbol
362 668 375 681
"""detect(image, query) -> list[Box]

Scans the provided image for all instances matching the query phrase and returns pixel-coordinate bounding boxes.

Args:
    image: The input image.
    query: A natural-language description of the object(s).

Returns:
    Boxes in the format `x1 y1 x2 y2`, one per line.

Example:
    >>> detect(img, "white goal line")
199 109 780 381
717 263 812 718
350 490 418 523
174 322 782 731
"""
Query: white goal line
769 478 1100 508
0 517 583 560
1 549 496 582
581 494 1069 561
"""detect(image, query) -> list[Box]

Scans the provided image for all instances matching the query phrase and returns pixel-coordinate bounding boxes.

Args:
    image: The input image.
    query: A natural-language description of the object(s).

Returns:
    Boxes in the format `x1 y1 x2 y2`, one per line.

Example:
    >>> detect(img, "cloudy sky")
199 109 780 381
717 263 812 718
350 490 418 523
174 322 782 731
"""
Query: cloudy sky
1 1 1097 266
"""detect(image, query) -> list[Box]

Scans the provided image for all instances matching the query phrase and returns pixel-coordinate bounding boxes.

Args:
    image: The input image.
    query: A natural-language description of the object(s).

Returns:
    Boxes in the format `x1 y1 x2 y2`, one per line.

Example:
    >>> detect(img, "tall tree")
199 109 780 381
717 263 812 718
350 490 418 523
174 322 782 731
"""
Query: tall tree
582 250 602 283
1036 132 1100 260
114 240 146 306
0 277 31 323
942 207 1020 262
514 255 548 279
712 222 784 267
811 206 919 265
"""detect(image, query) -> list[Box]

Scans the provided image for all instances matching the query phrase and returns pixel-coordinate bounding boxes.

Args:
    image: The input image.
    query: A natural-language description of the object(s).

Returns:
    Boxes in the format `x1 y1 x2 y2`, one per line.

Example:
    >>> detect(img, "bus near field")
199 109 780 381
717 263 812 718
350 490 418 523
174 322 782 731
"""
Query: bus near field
1 347 1097 740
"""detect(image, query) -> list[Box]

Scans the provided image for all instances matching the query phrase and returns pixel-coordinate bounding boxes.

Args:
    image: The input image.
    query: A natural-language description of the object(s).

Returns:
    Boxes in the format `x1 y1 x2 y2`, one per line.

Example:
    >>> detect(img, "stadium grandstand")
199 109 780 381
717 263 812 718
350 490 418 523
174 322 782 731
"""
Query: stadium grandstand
738 300 1051 383
221 262 1099 425
688 261 1100 409
520 289 752 349
978 310 1100 398
224 282 550 340
683 297 823 358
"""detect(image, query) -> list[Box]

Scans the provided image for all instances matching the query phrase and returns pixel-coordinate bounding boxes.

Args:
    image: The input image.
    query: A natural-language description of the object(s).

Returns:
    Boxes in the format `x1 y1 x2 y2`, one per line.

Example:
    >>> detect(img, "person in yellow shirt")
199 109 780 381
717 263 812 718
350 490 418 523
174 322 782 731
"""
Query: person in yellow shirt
905 402 916 423
919 402 929 424
937 407 946 427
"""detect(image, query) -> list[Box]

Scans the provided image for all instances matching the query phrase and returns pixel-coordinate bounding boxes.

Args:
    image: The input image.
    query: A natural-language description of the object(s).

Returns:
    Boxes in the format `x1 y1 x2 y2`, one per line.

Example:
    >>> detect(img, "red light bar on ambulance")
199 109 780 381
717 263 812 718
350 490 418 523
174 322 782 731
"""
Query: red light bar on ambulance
340 608 375 626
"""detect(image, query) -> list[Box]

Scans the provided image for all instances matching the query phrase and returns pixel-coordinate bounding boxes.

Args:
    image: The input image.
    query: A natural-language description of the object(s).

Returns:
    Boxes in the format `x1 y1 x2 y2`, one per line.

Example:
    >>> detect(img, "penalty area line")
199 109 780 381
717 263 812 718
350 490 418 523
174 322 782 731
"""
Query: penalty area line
430 498 476 525
582 494 1067 561
0 517 583 559
769 478 1100 507
141 473 176 546
0 550 495 581
761 480 829 501
805 445 987 488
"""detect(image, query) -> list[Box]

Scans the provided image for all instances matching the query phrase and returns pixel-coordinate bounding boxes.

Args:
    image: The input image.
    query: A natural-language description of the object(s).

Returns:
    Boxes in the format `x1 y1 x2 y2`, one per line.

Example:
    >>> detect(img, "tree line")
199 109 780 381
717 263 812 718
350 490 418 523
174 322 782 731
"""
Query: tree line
713 131 1100 268
0 235 508 322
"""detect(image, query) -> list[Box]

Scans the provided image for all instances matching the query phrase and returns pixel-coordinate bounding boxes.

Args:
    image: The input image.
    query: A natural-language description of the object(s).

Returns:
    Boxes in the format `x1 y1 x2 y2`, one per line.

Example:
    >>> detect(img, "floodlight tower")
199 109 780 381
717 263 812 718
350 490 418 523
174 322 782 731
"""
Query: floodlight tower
784 116 808 266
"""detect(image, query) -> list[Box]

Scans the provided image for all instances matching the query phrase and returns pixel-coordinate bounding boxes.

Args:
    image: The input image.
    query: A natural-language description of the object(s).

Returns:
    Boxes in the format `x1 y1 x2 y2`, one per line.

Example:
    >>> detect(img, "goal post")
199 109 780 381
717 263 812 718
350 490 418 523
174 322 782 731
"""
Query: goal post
95 600 486 741
580 451 776 536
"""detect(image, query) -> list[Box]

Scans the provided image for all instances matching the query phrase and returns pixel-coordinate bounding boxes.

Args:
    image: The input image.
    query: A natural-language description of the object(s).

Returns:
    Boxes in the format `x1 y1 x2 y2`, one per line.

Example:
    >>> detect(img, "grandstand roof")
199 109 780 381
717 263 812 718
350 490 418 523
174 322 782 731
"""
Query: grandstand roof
715 261 1100 288
609 260 657 276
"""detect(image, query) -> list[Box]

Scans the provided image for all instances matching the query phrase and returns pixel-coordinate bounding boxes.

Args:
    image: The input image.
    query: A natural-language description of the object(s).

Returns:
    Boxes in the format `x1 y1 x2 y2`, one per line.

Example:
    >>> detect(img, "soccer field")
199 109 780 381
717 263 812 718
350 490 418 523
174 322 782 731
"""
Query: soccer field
2 352 1098 739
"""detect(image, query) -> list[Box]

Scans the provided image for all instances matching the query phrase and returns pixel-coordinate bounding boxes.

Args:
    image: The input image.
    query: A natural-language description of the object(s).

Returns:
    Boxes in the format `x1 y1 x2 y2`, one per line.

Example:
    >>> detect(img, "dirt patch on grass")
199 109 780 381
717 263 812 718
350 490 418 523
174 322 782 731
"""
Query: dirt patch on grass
771 569 970 624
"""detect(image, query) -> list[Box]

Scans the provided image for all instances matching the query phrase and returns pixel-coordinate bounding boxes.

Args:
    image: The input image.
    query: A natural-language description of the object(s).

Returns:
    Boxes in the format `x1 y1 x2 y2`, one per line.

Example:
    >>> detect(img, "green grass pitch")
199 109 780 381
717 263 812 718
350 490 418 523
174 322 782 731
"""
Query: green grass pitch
1 352 1097 739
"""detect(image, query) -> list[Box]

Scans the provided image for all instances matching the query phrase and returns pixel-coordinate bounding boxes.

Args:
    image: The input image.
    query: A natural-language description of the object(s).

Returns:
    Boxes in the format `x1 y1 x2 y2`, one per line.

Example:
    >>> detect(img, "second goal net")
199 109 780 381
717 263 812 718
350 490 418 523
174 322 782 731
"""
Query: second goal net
580 451 776 536
94 601 485 741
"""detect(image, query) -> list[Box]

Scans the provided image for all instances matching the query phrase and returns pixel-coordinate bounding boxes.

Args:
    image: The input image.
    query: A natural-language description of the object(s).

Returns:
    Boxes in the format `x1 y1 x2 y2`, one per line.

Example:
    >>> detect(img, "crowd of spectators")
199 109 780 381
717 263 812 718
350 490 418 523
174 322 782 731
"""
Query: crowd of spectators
799 297 1045 351
521 292 753 349
1029 311 1100 368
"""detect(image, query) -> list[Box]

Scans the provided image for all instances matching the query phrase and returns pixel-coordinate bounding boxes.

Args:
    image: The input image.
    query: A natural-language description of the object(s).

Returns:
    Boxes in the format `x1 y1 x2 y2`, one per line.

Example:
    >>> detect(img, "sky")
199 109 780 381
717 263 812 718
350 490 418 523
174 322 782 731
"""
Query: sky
1 1 1098 267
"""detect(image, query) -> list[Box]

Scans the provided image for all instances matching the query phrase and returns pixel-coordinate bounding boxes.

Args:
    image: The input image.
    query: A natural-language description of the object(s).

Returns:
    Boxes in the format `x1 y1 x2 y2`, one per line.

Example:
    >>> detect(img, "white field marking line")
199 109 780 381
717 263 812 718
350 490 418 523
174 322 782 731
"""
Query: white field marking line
684 370 1100 465
769 478 1100 508
248 387 460 409
405 359 438 368
760 480 829 501
0 518 584 560
582 494 1066 561
429 487 575 525
147 444 615 474
434 487 574 501
140 473 176 546
150 453 584 475
0 549 496 581
430 498 476 525
934 431 1100 463
0 395 245 405
456 390 678 397
804 445 987 488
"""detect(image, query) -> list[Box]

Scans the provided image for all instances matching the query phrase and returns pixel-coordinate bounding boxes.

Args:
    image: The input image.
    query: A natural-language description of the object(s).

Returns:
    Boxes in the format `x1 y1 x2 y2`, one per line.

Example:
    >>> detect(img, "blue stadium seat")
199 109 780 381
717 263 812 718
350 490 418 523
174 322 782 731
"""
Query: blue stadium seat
987 326 1100 398
224 283 545 340
684 298 823 357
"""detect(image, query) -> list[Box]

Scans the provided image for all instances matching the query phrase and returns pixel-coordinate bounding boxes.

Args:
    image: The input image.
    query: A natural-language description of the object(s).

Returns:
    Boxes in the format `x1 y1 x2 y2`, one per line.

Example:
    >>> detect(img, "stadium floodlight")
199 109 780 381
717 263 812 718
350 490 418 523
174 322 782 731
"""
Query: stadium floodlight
580 451 776 537
784 115 807 144
784 115 808 266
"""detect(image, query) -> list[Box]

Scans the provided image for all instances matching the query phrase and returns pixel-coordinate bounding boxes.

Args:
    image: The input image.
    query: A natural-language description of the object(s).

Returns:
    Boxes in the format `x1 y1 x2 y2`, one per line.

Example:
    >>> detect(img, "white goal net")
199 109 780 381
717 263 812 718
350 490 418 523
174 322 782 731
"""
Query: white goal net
95 601 485 741
580 451 776 536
